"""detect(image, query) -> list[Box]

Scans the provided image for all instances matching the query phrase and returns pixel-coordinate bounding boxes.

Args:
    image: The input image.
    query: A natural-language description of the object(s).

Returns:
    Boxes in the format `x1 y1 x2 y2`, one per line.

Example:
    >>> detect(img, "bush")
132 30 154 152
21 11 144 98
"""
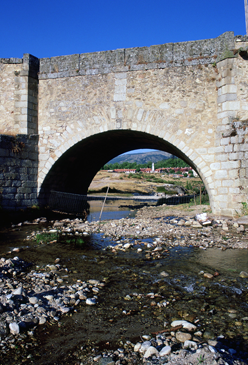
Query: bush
186 181 192 190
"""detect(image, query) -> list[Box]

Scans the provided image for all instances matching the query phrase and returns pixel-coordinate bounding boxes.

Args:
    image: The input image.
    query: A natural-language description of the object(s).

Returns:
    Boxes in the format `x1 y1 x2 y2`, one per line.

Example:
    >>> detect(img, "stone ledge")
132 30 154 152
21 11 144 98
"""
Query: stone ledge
37 32 234 79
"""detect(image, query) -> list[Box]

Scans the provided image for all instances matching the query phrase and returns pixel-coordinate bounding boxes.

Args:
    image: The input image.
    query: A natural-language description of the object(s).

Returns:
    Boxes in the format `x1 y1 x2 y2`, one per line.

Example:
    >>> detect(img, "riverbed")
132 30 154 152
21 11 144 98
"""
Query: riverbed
0 202 248 364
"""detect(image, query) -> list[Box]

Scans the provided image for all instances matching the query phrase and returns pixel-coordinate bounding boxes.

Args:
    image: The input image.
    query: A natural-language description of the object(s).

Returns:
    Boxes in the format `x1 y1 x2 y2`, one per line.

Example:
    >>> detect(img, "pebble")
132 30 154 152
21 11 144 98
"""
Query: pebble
86 298 97 305
209 345 218 353
183 340 198 350
29 297 38 305
171 320 196 331
133 342 141 352
142 334 151 340
9 322 19 335
203 272 214 279
4 209 248 365
12 286 23 295
160 271 169 277
239 271 248 278
176 331 192 342
143 346 159 358
0 255 104 349
139 340 151 353
159 345 171 356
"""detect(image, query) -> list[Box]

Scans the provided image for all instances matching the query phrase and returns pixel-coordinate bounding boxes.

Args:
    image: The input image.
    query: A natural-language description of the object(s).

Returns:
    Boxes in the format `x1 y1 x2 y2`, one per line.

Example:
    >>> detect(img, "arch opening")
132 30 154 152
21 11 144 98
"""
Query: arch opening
38 130 209 207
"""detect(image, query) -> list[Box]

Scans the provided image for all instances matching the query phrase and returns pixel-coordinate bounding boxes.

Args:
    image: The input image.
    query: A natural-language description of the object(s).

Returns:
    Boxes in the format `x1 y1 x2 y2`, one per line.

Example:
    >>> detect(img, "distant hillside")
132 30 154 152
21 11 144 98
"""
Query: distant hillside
108 151 172 165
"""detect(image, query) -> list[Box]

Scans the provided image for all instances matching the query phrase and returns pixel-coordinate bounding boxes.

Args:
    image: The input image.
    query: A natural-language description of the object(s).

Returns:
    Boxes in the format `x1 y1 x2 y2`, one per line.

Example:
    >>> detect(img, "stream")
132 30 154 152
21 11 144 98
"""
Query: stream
0 199 248 364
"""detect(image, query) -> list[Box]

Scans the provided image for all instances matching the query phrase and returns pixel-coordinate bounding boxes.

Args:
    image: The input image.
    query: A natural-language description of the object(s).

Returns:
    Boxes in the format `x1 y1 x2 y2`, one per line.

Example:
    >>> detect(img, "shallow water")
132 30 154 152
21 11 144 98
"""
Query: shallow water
87 198 154 221
0 203 248 364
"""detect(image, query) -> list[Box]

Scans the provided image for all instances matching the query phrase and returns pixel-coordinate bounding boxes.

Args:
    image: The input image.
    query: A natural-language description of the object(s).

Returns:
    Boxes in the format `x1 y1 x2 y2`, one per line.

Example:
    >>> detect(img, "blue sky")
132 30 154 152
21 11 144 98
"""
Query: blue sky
1 0 246 59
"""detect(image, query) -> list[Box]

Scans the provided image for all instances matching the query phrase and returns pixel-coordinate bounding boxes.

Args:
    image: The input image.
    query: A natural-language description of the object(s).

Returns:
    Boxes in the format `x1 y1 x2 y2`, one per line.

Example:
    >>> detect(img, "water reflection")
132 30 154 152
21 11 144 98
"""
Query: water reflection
195 247 248 274
87 198 154 222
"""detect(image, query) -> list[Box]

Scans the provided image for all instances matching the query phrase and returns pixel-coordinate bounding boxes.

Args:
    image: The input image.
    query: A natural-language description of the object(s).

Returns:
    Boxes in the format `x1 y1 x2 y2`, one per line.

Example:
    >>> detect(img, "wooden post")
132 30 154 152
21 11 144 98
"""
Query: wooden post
245 0 248 35
99 186 109 221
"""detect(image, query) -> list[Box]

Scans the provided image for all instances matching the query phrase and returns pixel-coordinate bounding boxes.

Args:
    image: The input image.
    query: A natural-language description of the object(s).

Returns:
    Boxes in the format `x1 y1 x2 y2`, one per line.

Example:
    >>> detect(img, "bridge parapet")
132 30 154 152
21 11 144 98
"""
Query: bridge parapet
38 32 235 80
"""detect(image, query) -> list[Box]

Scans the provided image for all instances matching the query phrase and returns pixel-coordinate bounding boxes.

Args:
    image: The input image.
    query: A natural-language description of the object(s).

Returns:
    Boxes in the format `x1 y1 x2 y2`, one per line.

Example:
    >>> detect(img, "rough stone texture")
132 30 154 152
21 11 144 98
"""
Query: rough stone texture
38 32 235 78
0 135 38 210
0 32 248 214
0 61 22 134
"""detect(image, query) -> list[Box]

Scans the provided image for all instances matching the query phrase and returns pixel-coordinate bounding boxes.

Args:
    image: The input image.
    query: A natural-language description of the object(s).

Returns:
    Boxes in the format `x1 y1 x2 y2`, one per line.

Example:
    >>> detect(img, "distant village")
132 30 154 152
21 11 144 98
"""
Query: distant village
108 163 197 178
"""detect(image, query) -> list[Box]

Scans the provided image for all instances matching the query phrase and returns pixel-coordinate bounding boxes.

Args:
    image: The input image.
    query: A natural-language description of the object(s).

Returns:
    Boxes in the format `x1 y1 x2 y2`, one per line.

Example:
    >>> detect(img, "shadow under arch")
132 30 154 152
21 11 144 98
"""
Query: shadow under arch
38 129 209 207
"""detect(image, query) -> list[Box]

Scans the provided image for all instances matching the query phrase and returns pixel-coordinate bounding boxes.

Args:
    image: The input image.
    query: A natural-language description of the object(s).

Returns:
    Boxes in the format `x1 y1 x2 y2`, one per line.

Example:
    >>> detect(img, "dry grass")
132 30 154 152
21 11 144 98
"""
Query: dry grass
88 170 204 196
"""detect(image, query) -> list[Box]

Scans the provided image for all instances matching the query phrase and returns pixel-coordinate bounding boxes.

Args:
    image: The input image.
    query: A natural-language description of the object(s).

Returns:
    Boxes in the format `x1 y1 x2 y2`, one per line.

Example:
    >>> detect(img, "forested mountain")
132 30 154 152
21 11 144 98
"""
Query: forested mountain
102 155 190 171
107 151 172 165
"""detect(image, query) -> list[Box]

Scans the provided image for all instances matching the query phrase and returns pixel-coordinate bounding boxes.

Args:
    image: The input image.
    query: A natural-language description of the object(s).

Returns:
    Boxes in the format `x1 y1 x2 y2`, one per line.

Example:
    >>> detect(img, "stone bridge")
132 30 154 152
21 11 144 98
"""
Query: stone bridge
1 31 248 216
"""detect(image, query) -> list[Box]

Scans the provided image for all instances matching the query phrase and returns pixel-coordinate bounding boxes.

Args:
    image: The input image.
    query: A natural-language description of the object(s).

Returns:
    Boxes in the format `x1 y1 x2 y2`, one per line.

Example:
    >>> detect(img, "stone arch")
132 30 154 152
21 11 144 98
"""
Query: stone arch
38 127 215 210
38 100 215 190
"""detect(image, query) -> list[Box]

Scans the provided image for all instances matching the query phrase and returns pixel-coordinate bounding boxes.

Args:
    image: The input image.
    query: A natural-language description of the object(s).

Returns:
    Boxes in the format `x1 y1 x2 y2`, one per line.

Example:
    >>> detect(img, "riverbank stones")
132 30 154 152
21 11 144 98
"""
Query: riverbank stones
171 320 197 331
176 331 192 342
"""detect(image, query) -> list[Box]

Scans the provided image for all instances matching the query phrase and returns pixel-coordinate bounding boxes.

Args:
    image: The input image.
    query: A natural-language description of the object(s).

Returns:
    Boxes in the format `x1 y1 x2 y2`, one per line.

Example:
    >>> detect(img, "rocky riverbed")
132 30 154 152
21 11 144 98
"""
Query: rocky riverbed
0 204 248 364
37 204 248 251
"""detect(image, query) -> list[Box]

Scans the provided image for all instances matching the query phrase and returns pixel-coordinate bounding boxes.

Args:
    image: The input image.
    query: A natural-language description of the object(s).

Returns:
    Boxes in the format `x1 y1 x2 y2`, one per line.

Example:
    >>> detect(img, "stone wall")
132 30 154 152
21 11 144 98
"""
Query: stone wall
211 48 248 214
0 135 38 210
0 54 39 136
39 32 235 80
1 32 248 215
0 59 22 134
36 32 248 216
37 42 223 212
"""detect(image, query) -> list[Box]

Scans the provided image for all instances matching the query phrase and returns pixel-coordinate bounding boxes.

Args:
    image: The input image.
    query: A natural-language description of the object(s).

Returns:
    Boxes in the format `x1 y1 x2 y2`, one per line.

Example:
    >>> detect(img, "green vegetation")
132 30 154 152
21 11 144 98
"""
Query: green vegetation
157 186 178 194
241 202 248 215
102 157 190 171
35 231 85 246
187 193 210 207
36 232 58 244
60 236 85 246
186 181 192 190
197 354 205 364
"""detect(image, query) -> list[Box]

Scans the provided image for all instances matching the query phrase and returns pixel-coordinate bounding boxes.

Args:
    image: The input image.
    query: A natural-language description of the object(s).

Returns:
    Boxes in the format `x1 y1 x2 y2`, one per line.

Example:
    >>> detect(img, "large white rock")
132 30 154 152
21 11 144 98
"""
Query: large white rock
159 345 171 356
123 243 131 249
142 334 151 340
12 286 23 295
60 306 70 313
29 296 38 305
176 331 192 342
183 340 198 350
86 298 97 305
171 320 196 331
88 279 100 285
134 342 141 352
160 271 169 277
9 322 20 335
143 346 159 358
139 340 151 353
44 295 54 301
38 316 46 325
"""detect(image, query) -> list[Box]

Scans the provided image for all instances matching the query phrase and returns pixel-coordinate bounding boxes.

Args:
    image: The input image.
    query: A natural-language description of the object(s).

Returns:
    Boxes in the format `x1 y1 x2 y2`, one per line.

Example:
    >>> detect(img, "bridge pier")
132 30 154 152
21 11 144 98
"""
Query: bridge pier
14 54 39 135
